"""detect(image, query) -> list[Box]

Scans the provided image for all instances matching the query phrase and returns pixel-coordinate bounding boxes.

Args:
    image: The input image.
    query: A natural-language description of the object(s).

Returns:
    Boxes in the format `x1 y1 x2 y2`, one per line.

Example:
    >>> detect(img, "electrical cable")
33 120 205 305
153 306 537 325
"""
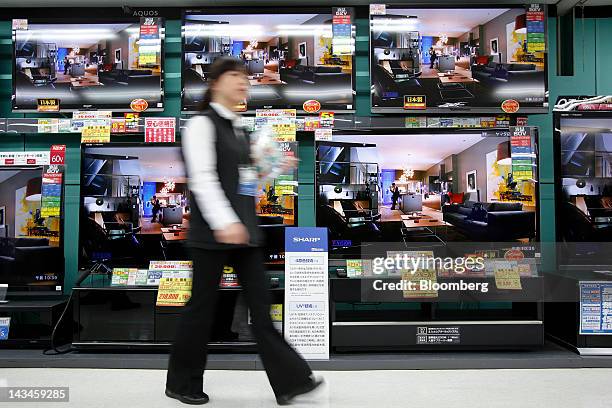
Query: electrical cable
42 290 76 355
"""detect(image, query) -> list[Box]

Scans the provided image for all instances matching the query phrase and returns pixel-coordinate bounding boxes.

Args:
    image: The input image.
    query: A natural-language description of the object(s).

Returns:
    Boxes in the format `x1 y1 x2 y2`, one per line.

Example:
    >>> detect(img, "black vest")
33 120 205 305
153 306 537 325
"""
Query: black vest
185 108 262 249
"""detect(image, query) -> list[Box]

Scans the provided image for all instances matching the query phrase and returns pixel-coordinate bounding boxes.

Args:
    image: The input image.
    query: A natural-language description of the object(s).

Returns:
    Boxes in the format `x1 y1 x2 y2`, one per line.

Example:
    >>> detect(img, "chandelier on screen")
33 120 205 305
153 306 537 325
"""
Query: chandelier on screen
160 179 175 194
399 167 414 183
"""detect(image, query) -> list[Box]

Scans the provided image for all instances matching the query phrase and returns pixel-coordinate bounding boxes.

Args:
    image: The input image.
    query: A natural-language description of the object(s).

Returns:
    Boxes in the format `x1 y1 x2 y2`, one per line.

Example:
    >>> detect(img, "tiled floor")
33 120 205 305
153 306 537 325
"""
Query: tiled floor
1 368 612 408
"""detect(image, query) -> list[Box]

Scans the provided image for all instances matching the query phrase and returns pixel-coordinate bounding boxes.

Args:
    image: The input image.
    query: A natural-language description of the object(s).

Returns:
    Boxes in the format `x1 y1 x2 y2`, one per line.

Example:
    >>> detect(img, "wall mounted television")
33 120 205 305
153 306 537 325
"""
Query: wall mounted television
553 96 612 267
0 162 64 295
79 142 294 272
315 129 540 258
182 7 355 113
370 5 548 113
12 18 165 112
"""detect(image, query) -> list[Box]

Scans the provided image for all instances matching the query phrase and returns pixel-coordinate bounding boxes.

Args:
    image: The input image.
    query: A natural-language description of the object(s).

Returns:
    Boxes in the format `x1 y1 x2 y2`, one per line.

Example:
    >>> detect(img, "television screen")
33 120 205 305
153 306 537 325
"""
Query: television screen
80 143 296 270
13 19 165 112
316 144 352 185
80 144 188 269
370 5 547 113
316 131 539 256
557 117 612 265
182 9 355 112
0 166 64 293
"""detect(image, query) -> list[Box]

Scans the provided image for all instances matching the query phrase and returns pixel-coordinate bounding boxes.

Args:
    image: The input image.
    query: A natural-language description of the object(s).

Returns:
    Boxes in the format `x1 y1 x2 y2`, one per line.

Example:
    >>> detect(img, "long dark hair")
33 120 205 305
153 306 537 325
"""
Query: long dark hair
197 57 247 111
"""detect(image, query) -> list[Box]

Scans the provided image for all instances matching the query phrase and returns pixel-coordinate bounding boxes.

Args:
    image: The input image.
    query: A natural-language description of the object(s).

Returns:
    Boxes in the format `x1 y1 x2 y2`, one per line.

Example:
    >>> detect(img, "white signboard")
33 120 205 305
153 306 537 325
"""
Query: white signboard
284 227 329 360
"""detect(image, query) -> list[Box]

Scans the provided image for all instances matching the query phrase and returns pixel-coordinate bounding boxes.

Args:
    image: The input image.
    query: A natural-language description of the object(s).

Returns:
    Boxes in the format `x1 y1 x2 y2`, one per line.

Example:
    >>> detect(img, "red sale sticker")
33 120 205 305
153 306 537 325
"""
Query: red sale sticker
501 99 520 113
303 100 321 113
130 99 149 112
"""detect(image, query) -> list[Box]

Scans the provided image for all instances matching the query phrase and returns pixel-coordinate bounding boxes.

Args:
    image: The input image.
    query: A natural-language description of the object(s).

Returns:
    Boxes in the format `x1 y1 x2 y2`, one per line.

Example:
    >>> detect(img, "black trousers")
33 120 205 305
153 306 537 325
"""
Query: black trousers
166 246 312 396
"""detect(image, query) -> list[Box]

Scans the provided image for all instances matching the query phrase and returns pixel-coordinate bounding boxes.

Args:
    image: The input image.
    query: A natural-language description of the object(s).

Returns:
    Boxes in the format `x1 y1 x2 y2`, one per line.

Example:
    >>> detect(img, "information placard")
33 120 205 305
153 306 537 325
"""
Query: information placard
580 282 612 335
284 227 329 360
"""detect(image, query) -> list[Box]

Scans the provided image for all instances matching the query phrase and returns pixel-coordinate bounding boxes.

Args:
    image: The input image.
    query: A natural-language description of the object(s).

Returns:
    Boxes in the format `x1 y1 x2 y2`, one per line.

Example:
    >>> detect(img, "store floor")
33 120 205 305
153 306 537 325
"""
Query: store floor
2 367 612 407
2 341 612 370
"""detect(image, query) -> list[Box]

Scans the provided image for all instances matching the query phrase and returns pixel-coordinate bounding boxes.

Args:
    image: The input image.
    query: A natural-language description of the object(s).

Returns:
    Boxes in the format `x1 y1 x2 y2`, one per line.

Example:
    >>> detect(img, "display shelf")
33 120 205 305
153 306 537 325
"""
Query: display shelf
0 297 69 348
331 276 544 303
329 276 544 351
72 284 283 350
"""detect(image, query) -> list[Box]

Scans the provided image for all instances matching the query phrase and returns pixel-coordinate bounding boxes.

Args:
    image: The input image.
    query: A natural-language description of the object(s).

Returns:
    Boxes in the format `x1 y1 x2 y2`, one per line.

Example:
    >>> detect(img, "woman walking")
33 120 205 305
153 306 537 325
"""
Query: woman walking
165 57 322 405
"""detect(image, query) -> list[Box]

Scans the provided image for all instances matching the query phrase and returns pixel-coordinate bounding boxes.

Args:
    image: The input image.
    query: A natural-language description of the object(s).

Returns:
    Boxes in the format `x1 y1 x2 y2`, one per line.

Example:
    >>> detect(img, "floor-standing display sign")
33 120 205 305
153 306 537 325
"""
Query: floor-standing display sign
284 227 329 360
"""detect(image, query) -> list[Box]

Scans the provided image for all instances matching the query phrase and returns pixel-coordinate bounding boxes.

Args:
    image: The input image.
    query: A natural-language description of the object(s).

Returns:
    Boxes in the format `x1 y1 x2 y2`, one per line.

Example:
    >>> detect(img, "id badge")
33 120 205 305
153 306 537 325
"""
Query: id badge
238 165 259 196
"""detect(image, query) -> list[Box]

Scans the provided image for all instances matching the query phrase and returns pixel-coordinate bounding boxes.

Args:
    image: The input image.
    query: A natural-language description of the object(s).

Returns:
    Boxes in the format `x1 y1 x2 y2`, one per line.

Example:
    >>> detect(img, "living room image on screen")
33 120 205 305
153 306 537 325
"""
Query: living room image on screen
557 118 612 264
13 21 164 111
182 11 354 112
80 144 292 270
80 145 189 270
370 6 547 112
0 166 63 292
316 133 538 252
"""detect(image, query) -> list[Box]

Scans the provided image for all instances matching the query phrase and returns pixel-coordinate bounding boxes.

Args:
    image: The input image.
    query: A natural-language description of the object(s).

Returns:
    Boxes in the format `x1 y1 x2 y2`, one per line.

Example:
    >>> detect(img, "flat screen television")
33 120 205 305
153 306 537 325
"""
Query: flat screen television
0 164 64 294
80 143 188 270
80 142 296 271
13 18 165 112
554 100 612 267
182 8 355 113
316 130 540 257
370 5 548 113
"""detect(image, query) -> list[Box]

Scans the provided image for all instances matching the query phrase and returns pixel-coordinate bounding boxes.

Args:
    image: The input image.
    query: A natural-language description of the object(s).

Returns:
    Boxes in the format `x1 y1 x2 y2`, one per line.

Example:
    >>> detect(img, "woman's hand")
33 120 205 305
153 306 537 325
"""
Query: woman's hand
213 222 250 245
280 156 299 173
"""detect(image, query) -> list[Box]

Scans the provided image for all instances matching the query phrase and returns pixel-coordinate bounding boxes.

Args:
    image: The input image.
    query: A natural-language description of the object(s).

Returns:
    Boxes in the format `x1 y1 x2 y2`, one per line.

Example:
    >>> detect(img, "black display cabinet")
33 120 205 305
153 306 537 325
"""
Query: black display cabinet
72 283 284 350
546 96 612 355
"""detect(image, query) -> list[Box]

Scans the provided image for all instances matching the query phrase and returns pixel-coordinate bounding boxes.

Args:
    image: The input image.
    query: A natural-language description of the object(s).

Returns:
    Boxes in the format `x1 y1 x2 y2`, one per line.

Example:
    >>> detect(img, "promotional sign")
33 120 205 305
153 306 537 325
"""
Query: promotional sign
111 118 126 133
37 98 60 112
256 109 297 141
219 266 240 288
404 96 427 110
139 17 162 67
156 277 193 306
73 111 112 120
0 317 10 340
304 117 320 132
580 282 612 335
501 99 520 113
40 166 63 218
153 260 194 306
81 120 112 143
303 100 321 113
131 98 149 112
510 127 535 181
526 4 546 53
369 4 386 15
284 227 329 360
111 268 133 286
332 7 354 55
314 128 332 141
318 111 335 128
124 112 140 132
145 117 176 143
37 119 59 133
50 145 66 165
12 19 27 30
494 261 522 290
0 151 50 166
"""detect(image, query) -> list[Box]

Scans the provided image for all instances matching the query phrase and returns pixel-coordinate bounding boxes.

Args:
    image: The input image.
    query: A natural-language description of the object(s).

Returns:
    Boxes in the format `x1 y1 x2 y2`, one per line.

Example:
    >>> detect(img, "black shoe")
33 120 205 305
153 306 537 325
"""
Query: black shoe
276 376 324 406
165 388 209 405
